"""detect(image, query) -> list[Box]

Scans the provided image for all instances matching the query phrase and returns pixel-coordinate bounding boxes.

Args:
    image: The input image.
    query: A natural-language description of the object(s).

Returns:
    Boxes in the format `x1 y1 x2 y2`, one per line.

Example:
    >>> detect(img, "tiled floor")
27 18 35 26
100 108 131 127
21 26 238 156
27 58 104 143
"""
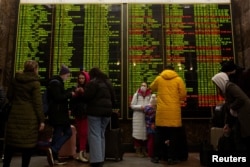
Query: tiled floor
0 152 203 167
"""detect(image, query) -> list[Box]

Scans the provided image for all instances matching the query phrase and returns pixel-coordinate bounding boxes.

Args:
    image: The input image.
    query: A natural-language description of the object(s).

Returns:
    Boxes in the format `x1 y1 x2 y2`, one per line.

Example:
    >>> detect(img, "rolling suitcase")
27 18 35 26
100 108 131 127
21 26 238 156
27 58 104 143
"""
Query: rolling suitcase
105 128 123 161
105 112 123 161
58 125 77 158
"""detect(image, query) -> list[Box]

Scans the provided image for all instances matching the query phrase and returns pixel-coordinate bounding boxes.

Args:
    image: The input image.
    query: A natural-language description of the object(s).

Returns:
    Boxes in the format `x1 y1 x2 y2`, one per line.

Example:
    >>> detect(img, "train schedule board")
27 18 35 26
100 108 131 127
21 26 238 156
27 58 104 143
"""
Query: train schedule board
127 3 233 118
15 0 233 119
15 4 122 113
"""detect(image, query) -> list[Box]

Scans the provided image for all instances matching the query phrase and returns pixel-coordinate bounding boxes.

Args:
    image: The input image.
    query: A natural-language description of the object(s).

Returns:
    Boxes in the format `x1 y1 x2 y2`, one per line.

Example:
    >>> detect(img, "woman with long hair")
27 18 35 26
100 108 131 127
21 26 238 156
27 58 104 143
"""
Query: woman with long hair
82 67 115 167
3 60 45 167
71 70 90 162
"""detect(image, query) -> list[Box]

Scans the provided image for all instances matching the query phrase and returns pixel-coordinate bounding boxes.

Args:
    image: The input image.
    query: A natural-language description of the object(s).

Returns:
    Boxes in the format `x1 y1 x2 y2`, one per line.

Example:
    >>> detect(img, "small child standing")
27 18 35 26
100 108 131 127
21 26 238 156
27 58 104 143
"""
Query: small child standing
144 94 157 158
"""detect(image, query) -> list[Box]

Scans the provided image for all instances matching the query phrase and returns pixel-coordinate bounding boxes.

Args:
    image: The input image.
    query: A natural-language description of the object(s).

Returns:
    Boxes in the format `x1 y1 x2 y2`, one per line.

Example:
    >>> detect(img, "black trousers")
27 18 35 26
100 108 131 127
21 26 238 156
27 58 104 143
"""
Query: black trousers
243 136 250 160
153 126 188 161
3 144 35 167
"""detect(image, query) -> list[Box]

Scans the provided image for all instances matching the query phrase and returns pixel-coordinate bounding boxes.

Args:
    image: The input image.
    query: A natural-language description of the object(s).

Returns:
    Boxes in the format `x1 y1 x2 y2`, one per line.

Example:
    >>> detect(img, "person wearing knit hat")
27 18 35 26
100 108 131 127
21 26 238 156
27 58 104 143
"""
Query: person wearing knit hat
59 64 70 75
220 60 237 74
220 60 245 85
46 64 75 166
58 64 71 82
149 94 157 106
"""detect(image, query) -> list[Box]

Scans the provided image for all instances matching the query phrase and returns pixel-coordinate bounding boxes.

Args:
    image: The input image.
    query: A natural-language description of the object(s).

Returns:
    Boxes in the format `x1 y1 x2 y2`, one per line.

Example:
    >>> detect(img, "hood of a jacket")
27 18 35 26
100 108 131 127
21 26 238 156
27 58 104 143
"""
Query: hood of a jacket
160 69 178 80
49 75 64 83
15 72 39 83
211 72 229 94
81 71 90 83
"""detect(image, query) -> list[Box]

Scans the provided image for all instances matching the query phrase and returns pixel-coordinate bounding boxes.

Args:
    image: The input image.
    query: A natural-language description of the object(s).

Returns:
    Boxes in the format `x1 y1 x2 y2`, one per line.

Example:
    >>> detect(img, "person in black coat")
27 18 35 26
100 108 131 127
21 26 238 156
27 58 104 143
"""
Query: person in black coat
46 64 75 166
82 67 115 167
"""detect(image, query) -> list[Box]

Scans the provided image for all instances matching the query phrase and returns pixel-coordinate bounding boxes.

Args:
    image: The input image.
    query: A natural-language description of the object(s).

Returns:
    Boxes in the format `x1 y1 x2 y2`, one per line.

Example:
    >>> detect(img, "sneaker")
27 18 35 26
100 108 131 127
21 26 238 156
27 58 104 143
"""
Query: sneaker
46 148 54 166
54 159 67 165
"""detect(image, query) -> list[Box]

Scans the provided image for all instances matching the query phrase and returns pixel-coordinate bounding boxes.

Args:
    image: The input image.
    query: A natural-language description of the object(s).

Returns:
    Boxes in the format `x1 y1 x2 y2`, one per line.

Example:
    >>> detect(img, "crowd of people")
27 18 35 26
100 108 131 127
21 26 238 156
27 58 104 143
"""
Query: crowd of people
0 61 115 167
130 65 187 165
0 59 250 167
130 61 250 165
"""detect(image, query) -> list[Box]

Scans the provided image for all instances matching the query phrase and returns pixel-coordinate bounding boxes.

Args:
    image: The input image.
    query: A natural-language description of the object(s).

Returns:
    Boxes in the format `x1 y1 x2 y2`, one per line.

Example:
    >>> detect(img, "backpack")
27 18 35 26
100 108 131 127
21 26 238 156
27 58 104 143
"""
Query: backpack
42 79 59 116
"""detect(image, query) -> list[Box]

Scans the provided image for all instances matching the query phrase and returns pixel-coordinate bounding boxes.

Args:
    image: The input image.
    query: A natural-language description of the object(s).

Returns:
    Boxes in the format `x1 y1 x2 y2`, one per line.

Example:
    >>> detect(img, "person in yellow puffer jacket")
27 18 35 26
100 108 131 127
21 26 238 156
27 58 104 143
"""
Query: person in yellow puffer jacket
149 65 187 165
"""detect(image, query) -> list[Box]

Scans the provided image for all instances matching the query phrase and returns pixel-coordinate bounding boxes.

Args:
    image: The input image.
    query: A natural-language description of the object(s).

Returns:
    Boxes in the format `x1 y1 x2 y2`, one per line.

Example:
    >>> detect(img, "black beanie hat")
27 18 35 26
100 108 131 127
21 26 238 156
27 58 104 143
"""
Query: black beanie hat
220 61 237 72
59 64 70 75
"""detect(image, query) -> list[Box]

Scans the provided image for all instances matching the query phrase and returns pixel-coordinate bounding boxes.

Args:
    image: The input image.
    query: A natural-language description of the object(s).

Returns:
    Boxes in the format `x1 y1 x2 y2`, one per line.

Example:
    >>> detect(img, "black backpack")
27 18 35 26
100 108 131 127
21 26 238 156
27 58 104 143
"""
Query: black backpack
42 79 59 116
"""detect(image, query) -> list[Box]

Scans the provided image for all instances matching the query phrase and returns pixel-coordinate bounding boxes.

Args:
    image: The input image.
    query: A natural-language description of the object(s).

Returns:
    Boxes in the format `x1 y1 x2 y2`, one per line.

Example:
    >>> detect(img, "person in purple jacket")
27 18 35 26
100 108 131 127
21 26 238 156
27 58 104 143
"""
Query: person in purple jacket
144 94 157 158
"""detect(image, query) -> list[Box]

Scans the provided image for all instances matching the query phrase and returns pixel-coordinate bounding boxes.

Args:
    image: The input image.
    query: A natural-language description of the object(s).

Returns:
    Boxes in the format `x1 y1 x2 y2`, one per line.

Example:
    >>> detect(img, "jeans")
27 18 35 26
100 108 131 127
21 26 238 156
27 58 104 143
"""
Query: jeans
51 124 72 159
88 116 110 163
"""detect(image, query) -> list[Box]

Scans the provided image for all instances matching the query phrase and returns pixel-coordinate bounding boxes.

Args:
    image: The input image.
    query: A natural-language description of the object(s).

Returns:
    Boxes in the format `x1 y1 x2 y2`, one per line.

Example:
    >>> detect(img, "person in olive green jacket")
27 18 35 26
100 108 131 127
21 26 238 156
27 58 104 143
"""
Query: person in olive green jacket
3 60 45 167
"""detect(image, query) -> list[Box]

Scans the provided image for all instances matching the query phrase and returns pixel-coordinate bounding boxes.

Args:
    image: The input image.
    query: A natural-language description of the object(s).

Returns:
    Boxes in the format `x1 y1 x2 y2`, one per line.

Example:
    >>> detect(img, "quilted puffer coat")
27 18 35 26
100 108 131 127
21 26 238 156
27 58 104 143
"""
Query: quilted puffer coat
130 89 151 140
150 70 187 127
5 72 45 148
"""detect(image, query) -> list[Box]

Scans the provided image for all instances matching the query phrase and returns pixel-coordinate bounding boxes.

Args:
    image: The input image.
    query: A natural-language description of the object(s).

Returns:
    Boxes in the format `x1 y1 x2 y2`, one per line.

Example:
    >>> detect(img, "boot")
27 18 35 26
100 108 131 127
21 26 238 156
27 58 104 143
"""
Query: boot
141 147 148 157
79 150 88 162
135 147 144 157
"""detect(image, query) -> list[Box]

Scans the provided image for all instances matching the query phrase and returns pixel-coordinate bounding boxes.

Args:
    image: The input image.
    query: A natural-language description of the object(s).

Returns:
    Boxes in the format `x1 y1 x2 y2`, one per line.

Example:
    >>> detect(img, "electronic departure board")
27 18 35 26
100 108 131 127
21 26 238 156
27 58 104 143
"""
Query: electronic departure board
15 1 233 118
128 3 233 118
15 4 122 111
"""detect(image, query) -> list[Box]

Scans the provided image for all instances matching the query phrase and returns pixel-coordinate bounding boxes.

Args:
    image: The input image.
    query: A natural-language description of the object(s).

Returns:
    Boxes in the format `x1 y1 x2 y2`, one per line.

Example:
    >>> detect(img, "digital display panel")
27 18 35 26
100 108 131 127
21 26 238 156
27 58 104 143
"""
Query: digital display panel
128 4 233 118
15 2 233 118
15 4 122 112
